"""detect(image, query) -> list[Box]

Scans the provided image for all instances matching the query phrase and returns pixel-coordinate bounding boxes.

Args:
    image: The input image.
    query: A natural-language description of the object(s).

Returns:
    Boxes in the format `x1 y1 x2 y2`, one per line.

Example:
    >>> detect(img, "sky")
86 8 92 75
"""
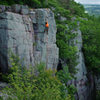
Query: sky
75 0 100 4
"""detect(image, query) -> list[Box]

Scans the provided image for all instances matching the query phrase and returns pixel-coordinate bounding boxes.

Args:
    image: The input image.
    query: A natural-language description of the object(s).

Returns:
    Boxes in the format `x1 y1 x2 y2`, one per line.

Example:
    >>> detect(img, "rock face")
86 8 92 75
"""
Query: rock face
58 15 95 100
33 9 58 70
0 4 95 100
0 5 59 73
71 24 95 100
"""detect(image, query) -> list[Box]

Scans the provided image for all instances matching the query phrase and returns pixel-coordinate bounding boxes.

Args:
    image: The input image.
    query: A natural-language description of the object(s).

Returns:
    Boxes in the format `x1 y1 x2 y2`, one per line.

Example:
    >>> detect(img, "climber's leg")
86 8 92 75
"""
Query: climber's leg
47 28 48 34
45 27 48 34
44 27 48 34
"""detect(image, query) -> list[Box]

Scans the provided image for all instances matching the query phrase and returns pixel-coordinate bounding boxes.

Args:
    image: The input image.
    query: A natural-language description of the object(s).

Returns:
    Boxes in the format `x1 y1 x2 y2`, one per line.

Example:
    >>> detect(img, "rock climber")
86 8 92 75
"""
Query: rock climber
45 21 49 34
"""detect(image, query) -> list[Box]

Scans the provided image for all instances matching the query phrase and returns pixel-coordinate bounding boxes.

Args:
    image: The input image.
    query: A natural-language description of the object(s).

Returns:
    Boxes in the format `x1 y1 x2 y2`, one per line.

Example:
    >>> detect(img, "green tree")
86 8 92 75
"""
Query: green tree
1 55 72 100
80 16 100 73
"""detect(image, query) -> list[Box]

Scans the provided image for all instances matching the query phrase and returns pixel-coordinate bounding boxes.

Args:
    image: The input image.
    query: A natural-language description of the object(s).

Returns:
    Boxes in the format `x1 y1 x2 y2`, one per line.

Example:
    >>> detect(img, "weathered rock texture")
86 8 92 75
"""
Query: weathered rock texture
58 16 95 100
0 4 95 100
72 27 95 100
64 18 94 100
0 5 59 73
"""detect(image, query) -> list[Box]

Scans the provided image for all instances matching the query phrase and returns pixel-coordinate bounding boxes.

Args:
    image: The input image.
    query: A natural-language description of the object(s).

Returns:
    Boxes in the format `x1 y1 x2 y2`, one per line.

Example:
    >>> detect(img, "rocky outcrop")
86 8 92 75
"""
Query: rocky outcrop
0 82 8 90
0 4 96 100
72 27 95 100
67 18 95 100
0 5 59 73
59 16 95 100
55 15 95 100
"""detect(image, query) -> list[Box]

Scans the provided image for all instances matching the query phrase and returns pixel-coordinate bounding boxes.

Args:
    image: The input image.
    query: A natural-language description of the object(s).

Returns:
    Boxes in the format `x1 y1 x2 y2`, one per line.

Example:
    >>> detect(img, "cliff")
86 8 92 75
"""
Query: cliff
0 5 59 73
0 5 95 100
72 25 95 100
57 16 95 100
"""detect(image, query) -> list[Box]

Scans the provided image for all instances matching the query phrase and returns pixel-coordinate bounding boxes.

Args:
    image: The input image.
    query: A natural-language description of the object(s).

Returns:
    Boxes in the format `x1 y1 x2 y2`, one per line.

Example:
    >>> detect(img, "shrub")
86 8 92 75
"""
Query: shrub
1 55 72 100
56 66 76 100
80 17 100 73
48 0 79 75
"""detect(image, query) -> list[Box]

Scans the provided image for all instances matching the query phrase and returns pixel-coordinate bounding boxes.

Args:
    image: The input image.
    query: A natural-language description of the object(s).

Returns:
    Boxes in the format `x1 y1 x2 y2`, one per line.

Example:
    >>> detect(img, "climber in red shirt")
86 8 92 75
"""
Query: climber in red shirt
45 21 49 34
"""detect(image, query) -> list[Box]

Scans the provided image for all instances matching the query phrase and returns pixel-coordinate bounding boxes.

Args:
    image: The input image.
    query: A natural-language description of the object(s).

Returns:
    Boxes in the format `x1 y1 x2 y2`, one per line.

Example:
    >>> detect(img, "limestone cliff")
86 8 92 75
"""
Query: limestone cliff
0 5 59 73
58 16 95 100
72 26 95 100
0 5 95 100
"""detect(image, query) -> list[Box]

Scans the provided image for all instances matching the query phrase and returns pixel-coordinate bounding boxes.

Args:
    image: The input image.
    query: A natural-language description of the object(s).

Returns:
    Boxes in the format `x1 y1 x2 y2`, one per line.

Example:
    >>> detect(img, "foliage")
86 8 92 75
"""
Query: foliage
0 0 46 8
57 66 72 84
1 55 72 100
96 90 100 100
48 0 79 75
67 85 77 100
69 0 85 17
0 0 86 77
56 66 76 100
80 16 100 74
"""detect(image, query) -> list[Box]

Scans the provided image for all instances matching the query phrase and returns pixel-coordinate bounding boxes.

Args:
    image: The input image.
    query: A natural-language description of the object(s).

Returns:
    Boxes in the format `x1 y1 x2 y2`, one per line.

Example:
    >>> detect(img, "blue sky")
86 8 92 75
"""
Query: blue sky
75 0 100 4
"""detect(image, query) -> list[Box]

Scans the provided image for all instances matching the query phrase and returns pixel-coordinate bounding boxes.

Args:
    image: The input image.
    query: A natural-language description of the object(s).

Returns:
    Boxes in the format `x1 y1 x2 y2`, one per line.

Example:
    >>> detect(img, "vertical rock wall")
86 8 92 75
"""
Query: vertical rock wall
57 15 95 100
0 5 59 73
31 9 59 70
70 22 95 100
0 4 95 100
59 16 95 100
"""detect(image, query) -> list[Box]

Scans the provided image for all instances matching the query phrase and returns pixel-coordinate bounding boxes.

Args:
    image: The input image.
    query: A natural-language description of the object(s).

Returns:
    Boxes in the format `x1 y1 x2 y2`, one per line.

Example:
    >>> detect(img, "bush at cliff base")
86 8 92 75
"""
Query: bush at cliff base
80 16 100 73
0 55 72 100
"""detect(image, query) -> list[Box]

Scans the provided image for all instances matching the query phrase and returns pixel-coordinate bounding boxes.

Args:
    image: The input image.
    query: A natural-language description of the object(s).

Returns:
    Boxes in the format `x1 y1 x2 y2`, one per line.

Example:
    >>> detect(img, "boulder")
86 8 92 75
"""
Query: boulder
12 4 21 13
0 5 5 13
29 11 36 23
0 82 8 90
21 5 29 15
5 6 12 12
